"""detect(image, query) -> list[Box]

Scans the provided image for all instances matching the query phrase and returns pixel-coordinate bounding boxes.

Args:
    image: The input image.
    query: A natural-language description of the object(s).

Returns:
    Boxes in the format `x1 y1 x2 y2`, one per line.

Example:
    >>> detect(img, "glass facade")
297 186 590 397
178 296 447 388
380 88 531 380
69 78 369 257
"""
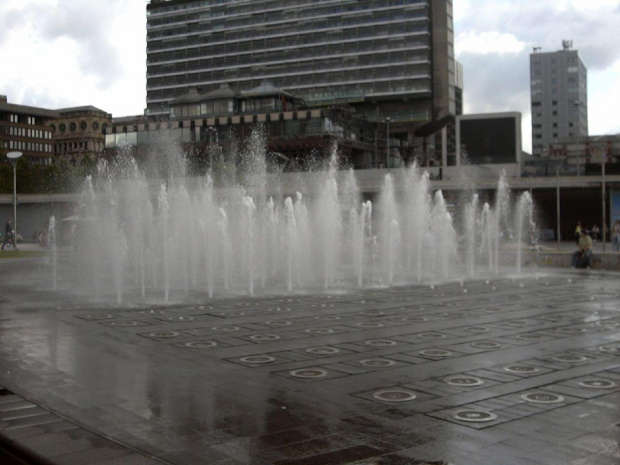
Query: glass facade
146 0 442 116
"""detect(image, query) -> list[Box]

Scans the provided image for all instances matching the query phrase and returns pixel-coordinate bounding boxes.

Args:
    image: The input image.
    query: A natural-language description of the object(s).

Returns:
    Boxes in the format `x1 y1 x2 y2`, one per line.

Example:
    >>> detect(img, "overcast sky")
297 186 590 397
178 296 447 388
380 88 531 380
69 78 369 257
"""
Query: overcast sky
1 0 619 153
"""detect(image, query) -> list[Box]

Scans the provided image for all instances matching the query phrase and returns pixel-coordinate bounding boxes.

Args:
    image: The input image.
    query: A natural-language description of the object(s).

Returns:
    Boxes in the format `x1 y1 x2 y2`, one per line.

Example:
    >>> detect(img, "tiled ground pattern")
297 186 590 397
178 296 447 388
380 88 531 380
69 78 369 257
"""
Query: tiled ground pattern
1 269 619 465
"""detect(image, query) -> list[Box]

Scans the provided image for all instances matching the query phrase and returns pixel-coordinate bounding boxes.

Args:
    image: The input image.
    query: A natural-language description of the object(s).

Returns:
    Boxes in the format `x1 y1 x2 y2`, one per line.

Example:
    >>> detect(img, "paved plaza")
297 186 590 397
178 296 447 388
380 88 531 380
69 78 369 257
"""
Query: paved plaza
0 256 619 464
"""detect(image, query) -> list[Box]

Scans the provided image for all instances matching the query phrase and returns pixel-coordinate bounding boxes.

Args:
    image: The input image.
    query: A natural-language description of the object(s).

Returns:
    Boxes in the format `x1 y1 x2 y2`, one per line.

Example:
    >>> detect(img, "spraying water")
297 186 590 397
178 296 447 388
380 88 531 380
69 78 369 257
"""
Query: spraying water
64 128 535 303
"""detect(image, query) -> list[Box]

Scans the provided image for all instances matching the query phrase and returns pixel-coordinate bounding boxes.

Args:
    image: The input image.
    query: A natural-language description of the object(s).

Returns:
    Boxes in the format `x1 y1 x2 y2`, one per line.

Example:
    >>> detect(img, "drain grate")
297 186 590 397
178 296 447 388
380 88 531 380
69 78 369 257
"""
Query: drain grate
598 344 620 354
444 376 484 386
552 354 588 363
471 341 501 349
464 326 490 333
419 349 452 357
444 312 468 318
185 341 217 348
453 410 497 422
290 368 328 379
211 326 240 332
265 320 292 326
578 379 617 389
305 328 335 334
306 347 340 355
167 316 194 321
365 339 397 347
240 355 275 364
84 313 114 320
359 359 396 368
503 365 540 374
109 321 142 327
148 331 179 338
356 322 383 328
557 327 587 334
372 388 417 402
249 334 280 341
418 332 446 339
521 392 564 403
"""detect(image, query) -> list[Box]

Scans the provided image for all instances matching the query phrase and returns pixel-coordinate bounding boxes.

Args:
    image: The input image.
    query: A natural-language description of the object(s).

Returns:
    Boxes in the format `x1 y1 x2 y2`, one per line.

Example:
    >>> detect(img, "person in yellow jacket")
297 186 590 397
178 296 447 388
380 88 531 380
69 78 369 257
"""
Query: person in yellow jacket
571 229 592 268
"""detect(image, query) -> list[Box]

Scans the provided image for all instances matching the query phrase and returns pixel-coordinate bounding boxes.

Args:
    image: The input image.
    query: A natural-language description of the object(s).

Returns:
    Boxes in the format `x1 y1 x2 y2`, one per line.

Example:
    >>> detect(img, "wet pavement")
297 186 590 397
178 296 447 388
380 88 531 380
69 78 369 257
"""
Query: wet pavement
0 256 619 465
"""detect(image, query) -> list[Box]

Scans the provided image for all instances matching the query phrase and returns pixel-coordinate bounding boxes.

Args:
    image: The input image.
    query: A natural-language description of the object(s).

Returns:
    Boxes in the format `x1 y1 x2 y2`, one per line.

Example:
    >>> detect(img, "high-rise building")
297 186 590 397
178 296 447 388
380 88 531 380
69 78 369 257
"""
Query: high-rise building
146 0 456 166
530 41 588 156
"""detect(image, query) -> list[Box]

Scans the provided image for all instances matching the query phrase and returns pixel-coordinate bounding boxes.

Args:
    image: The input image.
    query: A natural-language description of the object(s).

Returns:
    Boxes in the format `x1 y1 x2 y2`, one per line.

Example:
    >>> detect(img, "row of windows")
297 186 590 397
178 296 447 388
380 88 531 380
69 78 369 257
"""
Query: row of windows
148 0 427 29
148 8 427 40
3 139 53 153
2 113 45 125
147 74 430 104
105 117 360 149
147 44 430 80
0 125 52 139
148 24 426 57
54 141 104 153
147 16 428 50
148 30 426 64
170 100 235 118
148 59 430 92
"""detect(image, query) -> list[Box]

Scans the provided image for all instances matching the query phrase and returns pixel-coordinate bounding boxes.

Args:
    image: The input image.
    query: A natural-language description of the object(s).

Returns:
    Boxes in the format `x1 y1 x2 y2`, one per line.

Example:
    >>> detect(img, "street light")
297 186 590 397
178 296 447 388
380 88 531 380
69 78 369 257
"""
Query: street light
385 117 391 168
6 151 22 250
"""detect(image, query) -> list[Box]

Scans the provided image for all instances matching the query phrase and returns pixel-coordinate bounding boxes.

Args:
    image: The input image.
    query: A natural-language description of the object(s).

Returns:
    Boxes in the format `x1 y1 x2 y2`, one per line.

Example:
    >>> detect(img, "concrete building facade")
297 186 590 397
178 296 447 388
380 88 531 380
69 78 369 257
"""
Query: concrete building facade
145 0 456 166
530 41 588 156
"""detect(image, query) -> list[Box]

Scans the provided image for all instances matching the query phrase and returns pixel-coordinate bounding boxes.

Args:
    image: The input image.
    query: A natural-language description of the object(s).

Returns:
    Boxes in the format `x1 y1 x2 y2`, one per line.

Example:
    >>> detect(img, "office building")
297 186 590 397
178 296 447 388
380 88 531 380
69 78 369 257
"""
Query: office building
146 0 456 166
0 95 56 165
0 95 111 165
530 41 588 156
52 107 112 161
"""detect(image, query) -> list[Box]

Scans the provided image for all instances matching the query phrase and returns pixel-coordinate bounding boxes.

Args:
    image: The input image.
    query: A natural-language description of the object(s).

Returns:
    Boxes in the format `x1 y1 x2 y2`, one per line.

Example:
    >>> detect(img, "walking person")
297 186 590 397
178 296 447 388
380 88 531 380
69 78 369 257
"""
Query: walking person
611 219 620 252
1 218 16 251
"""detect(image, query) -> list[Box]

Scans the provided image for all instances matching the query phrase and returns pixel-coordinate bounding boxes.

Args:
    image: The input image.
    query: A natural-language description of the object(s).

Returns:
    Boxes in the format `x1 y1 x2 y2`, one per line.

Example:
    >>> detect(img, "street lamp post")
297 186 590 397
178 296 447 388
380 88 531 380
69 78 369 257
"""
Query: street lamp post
601 146 607 251
385 117 391 168
6 151 23 250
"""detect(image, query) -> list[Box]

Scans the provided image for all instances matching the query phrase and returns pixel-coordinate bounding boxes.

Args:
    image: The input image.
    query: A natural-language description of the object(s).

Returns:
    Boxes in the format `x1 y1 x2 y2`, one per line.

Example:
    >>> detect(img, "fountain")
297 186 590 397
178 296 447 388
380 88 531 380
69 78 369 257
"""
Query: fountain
62 128 535 303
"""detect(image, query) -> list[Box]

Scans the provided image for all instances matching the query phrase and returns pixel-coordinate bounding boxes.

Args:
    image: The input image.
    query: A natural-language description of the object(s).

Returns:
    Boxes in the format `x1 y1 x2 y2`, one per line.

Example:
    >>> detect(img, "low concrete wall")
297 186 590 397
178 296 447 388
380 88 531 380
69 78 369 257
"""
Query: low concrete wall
522 250 620 270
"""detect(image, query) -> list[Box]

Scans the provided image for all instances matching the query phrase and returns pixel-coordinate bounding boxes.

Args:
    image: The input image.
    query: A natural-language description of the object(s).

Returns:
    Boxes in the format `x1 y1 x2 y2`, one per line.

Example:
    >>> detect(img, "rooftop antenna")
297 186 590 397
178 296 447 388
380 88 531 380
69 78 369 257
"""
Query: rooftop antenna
532 46 541 54
562 40 573 51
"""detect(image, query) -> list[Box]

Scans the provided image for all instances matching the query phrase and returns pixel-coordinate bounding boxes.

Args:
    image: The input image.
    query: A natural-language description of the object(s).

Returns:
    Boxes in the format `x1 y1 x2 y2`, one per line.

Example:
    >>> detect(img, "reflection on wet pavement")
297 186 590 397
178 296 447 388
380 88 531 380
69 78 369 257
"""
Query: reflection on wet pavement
1 264 619 464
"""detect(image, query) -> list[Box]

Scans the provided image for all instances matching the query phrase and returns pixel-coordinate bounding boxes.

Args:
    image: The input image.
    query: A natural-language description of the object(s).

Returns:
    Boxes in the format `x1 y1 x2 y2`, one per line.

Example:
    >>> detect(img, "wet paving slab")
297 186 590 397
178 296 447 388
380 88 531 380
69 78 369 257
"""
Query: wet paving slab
0 263 619 464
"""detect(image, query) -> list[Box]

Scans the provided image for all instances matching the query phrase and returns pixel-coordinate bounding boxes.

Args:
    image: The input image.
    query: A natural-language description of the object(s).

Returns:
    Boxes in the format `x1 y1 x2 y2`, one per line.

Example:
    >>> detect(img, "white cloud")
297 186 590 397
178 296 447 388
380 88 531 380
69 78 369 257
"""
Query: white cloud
456 32 525 55
454 0 620 152
1 0 619 146
0 0 145 116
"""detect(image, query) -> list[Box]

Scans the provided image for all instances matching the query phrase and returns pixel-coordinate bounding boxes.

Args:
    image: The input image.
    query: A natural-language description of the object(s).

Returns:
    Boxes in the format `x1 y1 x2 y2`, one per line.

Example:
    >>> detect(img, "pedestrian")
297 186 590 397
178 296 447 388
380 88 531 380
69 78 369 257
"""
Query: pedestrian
591 224 600 242
574 221 582 245
1 218 16 251
571 229 593 269
611 219 620 252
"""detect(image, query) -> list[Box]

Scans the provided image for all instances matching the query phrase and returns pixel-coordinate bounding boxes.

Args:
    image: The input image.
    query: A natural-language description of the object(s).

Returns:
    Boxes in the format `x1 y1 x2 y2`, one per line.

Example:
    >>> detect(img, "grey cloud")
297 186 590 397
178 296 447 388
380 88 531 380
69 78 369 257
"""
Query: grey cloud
10 0 130 88
458 50 531 115
456 2 620 71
